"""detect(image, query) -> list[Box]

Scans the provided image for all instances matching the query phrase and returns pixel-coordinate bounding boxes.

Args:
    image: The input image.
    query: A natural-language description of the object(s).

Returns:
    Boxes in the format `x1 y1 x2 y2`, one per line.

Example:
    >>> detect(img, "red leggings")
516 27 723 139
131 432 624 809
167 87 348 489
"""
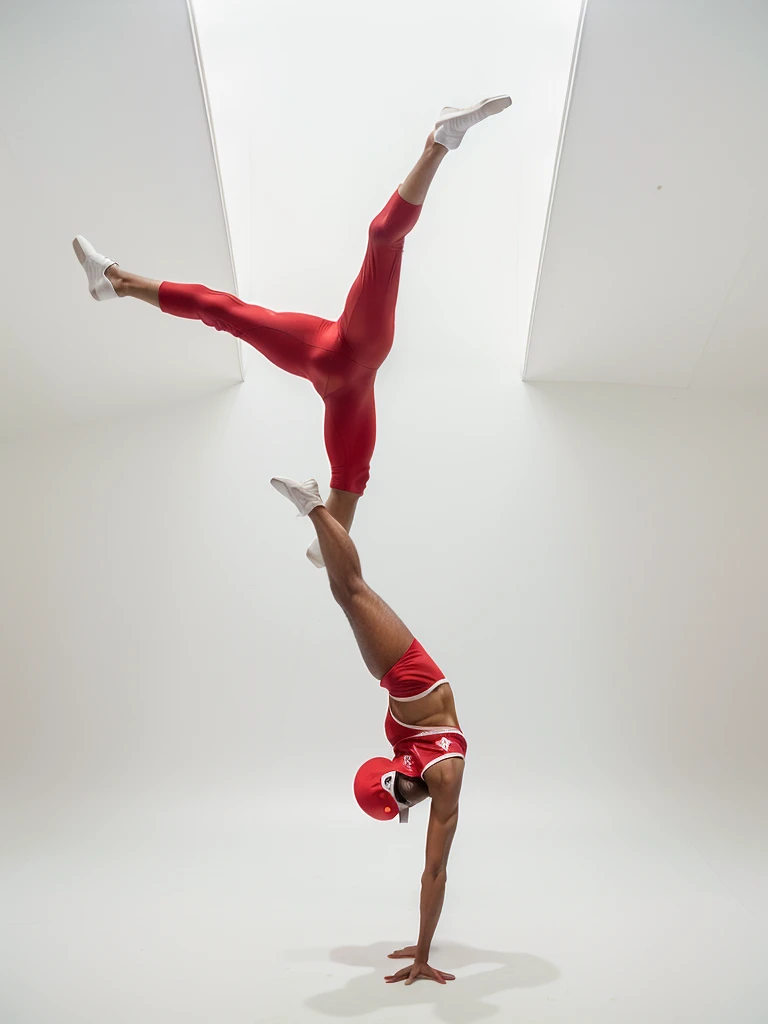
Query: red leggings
158 191 421 494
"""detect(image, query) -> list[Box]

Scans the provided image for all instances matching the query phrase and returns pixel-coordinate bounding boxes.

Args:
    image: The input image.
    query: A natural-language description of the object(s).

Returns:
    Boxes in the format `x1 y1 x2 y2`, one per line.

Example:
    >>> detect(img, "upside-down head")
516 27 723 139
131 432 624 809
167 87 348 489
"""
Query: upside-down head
353 757 429 823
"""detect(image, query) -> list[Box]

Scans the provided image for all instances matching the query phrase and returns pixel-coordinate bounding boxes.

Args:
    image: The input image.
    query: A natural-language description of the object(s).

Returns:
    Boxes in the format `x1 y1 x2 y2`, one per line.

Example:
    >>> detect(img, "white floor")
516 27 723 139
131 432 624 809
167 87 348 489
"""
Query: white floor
2 793 766 1023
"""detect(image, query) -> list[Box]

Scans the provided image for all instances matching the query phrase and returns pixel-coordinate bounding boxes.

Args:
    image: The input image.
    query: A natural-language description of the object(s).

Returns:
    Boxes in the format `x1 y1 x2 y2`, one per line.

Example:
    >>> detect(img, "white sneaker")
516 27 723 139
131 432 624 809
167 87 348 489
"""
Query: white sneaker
306 538 325 569
270 476 325 517
72 236 118 301
434 95 512 150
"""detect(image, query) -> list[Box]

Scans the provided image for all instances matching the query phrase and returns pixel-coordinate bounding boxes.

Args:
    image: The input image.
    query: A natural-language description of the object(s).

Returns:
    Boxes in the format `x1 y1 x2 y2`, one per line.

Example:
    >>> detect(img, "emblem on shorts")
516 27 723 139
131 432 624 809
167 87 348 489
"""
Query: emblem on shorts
436 737 452 751
402 754 414 769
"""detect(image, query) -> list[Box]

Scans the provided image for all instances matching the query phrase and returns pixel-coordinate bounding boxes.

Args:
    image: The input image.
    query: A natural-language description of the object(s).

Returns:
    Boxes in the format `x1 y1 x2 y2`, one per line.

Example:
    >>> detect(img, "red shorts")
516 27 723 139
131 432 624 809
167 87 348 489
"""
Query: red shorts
380 638 467 778
385 709 467 778
380 638 448 701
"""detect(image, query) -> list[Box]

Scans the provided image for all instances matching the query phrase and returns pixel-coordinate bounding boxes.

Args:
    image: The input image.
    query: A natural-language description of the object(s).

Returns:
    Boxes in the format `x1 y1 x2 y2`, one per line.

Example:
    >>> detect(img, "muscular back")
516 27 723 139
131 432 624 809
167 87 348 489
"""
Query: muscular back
390 681 461 730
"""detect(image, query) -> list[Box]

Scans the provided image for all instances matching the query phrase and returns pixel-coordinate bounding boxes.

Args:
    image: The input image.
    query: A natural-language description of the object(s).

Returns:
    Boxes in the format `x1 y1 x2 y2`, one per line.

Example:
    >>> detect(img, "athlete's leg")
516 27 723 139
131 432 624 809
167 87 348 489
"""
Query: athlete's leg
337 134 446 371
306 377 376 563
323 377 376 496
325 488 360 534
311 133 448 537
106 267 330 383
89 254 362 545
308 505 413 678
398 130 449 205
106 266 160 306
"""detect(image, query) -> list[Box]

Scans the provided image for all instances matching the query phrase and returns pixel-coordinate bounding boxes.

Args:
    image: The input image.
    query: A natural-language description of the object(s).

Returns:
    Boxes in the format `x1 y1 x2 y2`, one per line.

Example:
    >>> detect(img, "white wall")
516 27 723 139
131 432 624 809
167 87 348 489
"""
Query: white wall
192 0 584 372
0 0 241 439
3 381 767 838
524 0 768 388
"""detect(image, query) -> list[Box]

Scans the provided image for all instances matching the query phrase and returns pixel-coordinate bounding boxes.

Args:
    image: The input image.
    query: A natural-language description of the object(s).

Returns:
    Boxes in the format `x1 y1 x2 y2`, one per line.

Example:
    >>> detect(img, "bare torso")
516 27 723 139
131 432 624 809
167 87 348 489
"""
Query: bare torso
389 681 460 730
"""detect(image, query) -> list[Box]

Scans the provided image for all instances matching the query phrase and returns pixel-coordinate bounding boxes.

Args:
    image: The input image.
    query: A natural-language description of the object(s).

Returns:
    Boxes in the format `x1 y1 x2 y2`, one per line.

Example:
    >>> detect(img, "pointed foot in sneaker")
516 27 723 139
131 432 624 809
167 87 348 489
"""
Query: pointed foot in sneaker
434 94 512 150
72 235 118 301
270 476 324 517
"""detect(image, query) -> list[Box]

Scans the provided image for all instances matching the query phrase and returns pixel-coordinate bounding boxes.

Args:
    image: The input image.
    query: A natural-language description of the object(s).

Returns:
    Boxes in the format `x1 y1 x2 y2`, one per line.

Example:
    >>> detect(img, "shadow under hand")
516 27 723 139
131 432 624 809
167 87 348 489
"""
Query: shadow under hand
287 940 560 1023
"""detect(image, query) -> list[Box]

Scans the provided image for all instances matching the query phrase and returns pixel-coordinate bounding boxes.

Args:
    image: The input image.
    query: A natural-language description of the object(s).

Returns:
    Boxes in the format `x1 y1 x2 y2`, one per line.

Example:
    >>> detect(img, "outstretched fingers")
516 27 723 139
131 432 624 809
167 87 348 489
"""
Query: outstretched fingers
384 963 456 985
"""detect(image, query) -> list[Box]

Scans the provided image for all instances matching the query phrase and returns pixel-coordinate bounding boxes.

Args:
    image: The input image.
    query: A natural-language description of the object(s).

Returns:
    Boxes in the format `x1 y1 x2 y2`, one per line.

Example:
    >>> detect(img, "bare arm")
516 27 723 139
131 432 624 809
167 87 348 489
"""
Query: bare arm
416 789 459 958
385 759 464 985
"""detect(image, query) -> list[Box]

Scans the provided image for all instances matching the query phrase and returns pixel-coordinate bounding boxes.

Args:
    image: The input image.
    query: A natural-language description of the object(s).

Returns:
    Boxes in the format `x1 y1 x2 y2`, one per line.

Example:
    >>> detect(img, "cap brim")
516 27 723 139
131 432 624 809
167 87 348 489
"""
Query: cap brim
381 769 411 824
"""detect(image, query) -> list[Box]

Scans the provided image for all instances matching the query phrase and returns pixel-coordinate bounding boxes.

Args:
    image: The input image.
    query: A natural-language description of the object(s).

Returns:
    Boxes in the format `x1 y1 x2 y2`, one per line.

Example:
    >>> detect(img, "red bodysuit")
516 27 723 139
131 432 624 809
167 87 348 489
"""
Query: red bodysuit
158 191 421 495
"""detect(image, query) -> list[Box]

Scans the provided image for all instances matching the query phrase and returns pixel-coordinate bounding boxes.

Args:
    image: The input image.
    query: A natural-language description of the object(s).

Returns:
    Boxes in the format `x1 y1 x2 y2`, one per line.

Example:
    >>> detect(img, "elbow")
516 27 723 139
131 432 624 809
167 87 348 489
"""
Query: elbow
422 866 447 885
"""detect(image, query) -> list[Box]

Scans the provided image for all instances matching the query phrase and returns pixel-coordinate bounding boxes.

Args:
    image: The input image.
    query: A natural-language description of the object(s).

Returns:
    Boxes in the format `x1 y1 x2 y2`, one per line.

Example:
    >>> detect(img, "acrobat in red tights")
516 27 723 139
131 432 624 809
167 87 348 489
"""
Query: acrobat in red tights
73 96 512 560
159 186 420 498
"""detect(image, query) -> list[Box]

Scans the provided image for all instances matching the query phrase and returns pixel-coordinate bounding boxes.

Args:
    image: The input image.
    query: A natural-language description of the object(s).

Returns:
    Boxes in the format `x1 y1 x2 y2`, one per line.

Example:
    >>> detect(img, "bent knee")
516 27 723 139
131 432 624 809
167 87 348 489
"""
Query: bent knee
367 218 404 249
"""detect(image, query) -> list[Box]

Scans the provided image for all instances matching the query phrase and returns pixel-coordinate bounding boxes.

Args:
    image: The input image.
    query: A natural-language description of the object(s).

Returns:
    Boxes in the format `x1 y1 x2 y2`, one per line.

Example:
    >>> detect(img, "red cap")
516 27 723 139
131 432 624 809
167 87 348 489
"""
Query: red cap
353 757 410 823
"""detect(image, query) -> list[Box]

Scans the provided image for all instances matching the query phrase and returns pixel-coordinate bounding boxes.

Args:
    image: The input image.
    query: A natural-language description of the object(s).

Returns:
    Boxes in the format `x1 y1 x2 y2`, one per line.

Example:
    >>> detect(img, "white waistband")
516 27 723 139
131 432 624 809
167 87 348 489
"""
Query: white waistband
388 706 465 737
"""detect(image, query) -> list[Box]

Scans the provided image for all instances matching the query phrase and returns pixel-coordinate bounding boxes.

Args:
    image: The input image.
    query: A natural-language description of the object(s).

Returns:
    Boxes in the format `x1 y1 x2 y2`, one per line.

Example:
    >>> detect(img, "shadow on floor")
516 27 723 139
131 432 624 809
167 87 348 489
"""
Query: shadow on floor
286 940 560 1022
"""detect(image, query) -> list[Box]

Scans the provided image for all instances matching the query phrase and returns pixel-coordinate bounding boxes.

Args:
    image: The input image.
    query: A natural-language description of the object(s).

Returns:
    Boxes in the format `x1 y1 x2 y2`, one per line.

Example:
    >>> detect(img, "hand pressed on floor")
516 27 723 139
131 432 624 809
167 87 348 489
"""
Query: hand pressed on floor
384 959 456 985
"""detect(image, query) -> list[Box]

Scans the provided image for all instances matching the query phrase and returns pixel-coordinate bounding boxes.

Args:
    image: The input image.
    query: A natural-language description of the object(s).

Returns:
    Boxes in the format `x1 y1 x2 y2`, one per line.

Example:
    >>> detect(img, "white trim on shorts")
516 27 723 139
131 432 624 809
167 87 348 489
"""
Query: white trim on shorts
386 677 448 703
421 752 465 778
388 707 465 737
